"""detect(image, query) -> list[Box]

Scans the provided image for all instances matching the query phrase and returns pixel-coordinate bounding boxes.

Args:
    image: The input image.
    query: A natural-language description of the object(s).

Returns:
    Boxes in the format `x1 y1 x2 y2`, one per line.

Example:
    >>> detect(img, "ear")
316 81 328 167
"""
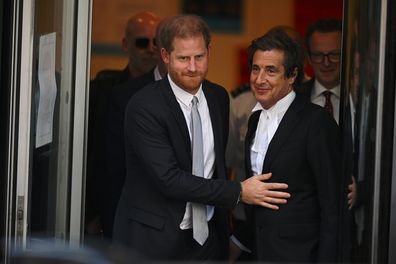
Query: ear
161 48 170 64
207 44 211 58
288 67 298 85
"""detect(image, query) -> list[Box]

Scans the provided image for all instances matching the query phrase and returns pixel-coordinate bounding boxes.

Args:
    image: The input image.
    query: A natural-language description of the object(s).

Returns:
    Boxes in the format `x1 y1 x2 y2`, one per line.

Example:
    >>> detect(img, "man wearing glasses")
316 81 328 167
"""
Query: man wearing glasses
303 19 342 123
302 19 357 261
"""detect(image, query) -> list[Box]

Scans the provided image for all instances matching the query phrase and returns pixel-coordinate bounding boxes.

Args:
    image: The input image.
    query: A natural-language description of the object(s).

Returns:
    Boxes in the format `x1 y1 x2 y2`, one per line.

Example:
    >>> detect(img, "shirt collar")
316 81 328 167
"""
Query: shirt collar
312 79 340 98
251 90 296 118
167 74 203 107
153 65 162 81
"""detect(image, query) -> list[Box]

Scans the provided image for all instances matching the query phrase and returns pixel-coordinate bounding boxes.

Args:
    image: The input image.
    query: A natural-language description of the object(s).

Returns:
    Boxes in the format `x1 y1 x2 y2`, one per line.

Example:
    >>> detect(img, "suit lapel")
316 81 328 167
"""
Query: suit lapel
159 78 192 155
202 81 222 177
203 82 219 140
263 95 306 171
245 110 261 177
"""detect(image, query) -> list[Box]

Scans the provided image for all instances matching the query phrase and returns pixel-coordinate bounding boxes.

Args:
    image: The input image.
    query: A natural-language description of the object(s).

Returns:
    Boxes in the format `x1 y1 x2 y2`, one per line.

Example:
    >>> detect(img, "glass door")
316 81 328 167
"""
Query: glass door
2 0 91 261
341 0 395 262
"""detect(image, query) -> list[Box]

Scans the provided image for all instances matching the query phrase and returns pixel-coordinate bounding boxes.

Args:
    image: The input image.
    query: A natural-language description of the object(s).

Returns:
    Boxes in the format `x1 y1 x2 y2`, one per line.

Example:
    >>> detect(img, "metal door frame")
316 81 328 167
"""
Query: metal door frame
3 0 91 260
371 0 387 262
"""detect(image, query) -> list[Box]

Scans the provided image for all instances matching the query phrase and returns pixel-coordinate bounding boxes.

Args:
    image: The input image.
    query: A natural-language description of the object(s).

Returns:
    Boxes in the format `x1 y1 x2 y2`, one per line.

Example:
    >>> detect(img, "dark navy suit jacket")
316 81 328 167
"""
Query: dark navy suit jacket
113 77 240 260
98 69 156 238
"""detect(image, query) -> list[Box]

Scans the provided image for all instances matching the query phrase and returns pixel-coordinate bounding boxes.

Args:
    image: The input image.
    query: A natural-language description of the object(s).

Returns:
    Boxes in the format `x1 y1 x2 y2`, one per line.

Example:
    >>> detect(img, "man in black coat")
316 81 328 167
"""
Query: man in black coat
113 15 291 261
231 28 341 262
86 11 160 238
301 19 356 261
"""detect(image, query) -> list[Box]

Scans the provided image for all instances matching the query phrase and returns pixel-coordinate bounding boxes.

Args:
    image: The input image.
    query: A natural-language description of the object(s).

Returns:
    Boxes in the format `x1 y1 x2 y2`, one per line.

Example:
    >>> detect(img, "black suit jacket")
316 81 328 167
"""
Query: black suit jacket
113 77 240 260
301 77 354 261
86 67 130 228
298 77 315 95
240 93 341 262
98 69 156 237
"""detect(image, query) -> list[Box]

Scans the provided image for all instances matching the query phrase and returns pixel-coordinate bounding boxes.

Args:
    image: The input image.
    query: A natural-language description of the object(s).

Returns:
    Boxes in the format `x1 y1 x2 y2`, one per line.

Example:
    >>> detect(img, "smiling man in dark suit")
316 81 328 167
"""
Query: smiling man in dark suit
231 28 341 262
112 15 291 261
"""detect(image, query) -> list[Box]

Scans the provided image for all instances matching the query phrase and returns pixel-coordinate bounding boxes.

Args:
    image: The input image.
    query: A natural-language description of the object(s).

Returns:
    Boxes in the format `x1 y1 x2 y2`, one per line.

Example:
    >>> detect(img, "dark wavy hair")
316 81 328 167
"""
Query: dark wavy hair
305 19 342 54
247 28 305 89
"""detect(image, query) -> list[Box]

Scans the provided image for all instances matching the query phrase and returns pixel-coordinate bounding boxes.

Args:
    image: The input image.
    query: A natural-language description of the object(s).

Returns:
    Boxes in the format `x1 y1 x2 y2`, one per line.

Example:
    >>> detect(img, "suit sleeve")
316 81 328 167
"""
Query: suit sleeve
307 110 341 262
231 111 260 251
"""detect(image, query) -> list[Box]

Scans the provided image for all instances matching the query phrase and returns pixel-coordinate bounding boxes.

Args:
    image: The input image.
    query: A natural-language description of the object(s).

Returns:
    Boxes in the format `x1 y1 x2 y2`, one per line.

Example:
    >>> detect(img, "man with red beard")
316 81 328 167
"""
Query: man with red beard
112 15 291 261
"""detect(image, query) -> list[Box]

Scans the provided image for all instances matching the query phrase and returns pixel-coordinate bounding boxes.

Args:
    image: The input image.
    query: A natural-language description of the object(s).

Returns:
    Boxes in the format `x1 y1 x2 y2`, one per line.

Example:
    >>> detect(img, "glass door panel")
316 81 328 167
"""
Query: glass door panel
29 0 72 241
342 0 392 262
10 0 90 252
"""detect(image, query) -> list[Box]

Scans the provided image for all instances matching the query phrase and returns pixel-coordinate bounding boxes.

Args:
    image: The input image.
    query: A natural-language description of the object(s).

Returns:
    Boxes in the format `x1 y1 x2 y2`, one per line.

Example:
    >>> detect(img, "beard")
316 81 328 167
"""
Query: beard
169 69 207 94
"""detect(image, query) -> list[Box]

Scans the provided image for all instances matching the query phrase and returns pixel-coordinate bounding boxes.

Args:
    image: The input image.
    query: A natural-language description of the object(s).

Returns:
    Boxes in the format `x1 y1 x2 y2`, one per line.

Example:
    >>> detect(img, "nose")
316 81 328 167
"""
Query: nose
147 40 156 53
254 70 267 84
187 58 196 72
323 55 331 66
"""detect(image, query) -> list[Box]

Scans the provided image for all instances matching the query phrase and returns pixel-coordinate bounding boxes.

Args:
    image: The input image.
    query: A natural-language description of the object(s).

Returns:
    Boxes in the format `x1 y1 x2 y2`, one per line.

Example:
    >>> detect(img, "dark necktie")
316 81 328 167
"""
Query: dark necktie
323 91 333 115
190 96 208 245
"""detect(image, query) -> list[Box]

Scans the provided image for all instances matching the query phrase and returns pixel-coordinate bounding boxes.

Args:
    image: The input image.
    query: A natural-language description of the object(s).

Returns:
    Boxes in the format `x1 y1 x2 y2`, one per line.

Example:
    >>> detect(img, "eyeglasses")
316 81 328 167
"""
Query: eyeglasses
310 52 341 64
135 37 157 49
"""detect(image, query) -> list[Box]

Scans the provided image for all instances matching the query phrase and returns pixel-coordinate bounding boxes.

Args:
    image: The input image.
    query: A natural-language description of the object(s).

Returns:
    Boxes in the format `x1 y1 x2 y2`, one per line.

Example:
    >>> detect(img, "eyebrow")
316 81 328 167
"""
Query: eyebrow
175 51 206 57
311 50 341 53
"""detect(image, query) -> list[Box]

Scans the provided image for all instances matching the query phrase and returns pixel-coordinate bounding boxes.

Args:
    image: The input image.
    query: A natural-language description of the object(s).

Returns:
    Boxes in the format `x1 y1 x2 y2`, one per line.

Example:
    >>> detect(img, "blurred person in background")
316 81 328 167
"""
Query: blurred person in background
85 11 159 240
98 16 168 240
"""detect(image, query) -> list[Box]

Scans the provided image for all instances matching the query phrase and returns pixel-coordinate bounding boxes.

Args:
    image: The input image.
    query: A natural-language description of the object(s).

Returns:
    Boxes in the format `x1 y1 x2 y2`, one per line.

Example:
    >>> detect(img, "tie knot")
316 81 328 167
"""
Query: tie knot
192 96 199 106
323 91 332 99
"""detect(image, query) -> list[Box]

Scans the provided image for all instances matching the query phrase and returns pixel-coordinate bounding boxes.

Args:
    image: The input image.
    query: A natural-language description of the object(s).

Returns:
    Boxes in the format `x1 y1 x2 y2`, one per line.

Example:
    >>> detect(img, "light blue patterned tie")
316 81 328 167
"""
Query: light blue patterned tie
191 96 208 245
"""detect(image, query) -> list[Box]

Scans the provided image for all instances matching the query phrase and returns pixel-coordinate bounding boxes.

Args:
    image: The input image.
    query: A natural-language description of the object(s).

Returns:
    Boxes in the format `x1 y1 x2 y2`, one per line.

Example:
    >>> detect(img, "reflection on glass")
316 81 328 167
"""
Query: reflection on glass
342 0 382 262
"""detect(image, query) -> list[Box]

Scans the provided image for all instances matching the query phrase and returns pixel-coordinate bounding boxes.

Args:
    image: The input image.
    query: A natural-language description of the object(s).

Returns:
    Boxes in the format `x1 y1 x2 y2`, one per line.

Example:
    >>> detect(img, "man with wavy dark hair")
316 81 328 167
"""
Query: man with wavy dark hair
231 28 341 262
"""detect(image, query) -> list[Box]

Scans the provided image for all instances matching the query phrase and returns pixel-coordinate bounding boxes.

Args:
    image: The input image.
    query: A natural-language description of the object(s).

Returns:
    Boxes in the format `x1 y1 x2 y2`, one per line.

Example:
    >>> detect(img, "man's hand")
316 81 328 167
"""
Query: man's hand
240 173 290 210
348 176 357 209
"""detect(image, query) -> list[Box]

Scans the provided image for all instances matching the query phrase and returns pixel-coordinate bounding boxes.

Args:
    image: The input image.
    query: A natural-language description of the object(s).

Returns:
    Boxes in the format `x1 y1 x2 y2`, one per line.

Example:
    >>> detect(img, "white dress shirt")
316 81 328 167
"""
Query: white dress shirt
310 79 340 124
167 75 215 230
250 91 296 175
